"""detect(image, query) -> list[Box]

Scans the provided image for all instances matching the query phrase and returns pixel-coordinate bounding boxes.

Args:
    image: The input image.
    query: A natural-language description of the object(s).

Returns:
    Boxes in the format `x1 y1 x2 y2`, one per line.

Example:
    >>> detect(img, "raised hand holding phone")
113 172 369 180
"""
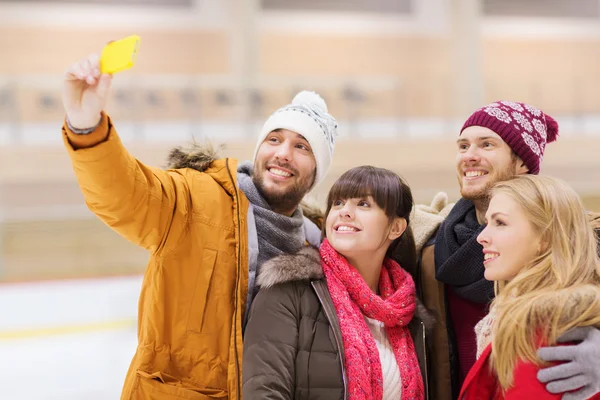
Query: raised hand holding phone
62 36 140 130
63 53 112 130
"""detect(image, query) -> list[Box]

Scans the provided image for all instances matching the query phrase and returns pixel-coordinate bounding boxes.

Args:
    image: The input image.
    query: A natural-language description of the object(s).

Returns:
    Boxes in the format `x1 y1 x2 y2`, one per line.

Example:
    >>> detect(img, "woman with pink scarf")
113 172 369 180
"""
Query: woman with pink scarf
242 165 432 400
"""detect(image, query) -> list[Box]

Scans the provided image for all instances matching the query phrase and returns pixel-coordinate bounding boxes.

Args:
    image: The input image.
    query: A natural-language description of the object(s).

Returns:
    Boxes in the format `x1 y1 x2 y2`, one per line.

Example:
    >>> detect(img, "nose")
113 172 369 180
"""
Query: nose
460 144 481 164
339 203 354 219
477 226 490 246
274 141 293 162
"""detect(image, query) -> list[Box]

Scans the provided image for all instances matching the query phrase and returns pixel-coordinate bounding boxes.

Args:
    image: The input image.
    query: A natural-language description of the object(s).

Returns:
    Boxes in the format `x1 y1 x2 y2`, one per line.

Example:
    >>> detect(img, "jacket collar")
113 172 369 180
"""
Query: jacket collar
257 247 323 288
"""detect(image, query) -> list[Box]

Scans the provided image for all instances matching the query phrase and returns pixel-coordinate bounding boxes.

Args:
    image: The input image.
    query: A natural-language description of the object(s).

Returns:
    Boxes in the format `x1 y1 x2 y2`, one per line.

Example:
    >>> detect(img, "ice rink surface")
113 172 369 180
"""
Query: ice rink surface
0 276 142 399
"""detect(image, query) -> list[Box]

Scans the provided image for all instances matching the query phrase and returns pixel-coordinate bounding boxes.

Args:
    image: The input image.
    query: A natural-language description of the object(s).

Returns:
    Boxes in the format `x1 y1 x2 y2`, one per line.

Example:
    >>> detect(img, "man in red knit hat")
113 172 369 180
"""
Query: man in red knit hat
417 100 600 400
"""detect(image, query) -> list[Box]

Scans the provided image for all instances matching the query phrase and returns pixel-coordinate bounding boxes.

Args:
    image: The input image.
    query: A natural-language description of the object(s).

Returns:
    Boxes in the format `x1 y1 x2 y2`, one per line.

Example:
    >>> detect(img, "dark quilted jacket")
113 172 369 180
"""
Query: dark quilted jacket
242 247 432 400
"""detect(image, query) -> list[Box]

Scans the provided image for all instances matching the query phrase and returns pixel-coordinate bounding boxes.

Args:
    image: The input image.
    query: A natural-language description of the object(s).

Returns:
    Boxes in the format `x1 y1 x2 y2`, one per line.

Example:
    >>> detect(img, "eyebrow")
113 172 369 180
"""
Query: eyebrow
487 212 508 221
457 136 500 144
296 133 308 142
269 130 309 143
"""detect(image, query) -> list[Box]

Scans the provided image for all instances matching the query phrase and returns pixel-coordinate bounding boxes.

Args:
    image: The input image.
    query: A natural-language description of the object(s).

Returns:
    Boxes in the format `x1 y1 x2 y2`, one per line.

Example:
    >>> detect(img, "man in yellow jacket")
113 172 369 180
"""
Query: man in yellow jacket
61 54 338 400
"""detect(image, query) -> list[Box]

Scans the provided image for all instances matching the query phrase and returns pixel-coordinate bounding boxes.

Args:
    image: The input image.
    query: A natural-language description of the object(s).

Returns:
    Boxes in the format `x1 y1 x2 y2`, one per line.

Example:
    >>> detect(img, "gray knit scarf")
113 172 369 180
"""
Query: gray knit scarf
237 161 306 267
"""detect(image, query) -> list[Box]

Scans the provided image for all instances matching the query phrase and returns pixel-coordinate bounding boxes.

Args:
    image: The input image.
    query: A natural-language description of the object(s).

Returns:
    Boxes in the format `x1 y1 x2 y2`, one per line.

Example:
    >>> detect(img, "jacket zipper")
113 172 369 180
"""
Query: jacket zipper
422 320 429 400
226 159 242 400
311 281 348 400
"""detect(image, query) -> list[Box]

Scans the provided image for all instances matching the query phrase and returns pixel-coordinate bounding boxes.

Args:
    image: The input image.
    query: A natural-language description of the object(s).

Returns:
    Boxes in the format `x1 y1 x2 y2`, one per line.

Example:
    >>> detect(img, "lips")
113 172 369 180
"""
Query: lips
268 167 292 177
464 170 488 178
266 163 296 179
483 251 499 263
334 224 361 232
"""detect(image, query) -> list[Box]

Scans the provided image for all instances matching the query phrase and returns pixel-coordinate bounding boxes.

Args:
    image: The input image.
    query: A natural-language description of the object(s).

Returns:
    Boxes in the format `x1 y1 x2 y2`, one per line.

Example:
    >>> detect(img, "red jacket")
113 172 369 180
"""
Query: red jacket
459 343 600 399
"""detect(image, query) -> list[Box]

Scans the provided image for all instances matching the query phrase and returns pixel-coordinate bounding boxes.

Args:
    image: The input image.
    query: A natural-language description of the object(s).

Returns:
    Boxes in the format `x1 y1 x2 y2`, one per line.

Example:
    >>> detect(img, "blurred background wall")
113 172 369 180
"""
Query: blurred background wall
0 0 599 283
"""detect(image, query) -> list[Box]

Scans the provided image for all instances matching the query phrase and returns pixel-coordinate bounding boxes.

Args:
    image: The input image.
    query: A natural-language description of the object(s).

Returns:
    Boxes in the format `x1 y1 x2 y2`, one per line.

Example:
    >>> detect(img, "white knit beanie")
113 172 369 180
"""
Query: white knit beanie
253 91 339 188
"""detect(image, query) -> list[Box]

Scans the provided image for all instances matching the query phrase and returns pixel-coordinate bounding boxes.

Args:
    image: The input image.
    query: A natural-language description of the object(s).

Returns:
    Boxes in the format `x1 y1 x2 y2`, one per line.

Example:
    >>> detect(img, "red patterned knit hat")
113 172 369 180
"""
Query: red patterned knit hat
460 101 559 174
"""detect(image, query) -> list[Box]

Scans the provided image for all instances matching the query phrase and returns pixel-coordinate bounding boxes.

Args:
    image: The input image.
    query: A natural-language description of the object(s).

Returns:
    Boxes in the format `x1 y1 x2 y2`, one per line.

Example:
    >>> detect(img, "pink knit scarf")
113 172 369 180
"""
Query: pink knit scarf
320 239 424 400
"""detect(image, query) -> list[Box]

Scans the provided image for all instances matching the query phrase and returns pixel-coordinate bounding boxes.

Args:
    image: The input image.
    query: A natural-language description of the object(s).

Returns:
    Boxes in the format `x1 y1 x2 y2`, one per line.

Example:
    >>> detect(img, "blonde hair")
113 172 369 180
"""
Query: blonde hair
488 175 600 390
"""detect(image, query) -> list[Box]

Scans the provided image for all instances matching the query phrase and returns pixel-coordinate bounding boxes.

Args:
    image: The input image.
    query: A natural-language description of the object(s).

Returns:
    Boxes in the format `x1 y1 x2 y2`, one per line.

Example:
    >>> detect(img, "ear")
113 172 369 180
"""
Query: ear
515 157 529 175
388 217 407 241
536 235 548 255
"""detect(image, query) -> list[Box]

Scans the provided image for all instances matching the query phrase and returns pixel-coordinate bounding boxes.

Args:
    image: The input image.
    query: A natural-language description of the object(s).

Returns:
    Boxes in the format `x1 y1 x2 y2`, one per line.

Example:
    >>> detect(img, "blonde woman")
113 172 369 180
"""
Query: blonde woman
459 175 600 399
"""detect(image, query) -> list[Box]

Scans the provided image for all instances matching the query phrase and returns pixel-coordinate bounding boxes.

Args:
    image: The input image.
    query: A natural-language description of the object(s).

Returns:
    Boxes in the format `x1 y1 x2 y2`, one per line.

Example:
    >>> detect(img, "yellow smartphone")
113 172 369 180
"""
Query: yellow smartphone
100 35 141 74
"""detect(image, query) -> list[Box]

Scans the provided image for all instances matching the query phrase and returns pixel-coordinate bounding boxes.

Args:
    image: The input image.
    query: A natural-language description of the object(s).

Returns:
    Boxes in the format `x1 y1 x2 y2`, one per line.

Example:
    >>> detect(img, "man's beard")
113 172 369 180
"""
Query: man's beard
460 163 517 203
252 162 315 214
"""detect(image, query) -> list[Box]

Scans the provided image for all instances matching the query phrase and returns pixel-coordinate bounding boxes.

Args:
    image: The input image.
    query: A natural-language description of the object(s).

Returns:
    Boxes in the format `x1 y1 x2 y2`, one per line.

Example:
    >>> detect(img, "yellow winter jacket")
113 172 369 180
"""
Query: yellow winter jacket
63 112 249 400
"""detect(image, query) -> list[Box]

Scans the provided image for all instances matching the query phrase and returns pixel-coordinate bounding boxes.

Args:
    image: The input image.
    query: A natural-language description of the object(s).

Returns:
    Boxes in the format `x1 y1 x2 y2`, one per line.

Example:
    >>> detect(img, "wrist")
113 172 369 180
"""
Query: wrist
66 114 102 135
66 113 102 134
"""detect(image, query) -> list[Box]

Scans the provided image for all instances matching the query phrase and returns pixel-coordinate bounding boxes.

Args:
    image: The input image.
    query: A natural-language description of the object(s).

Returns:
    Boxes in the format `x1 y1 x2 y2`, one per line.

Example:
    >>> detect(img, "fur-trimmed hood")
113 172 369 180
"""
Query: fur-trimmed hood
256 246 435 329
166 143 326 229
257 246 324 288
166 142 223 172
